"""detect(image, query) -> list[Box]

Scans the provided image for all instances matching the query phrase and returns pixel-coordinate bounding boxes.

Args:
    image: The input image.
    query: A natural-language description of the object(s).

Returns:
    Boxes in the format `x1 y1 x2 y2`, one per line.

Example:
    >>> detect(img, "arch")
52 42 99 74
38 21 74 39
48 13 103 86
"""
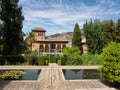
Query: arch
57 44 62 53
62 44 66 49
39 44 44 52
50 43 55 52
45 44 49 52
51 44 55 49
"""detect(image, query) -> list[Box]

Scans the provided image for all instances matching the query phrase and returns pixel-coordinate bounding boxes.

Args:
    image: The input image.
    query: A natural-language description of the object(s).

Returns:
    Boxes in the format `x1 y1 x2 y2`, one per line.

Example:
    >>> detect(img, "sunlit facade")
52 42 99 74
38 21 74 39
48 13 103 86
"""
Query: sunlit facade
31 27 70 55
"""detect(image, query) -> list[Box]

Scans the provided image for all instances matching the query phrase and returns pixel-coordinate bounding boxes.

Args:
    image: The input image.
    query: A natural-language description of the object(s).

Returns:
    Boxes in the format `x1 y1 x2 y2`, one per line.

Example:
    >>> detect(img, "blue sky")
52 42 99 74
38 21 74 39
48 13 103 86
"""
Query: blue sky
19 0 120 35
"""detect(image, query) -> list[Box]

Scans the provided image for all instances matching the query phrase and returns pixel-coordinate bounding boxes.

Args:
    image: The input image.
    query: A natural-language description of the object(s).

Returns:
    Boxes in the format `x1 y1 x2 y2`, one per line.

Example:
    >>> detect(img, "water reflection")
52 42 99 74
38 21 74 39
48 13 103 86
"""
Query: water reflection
20 70 40 80
63 69 100 80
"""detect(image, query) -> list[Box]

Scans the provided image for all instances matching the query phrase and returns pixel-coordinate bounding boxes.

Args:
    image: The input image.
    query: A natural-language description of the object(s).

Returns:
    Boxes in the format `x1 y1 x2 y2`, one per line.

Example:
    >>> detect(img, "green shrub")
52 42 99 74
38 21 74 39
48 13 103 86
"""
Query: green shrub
57 56 67 65
37 56 47 65
24 53 38 65
0 55 24 65
81 54 101 65
99 42 120 84
63 46 82 65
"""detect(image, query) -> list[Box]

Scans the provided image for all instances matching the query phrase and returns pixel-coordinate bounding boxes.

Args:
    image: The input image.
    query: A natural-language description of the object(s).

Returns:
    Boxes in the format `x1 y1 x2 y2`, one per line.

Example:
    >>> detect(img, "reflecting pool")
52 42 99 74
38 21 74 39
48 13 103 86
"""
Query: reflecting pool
0 69 40 80
63 69 101 80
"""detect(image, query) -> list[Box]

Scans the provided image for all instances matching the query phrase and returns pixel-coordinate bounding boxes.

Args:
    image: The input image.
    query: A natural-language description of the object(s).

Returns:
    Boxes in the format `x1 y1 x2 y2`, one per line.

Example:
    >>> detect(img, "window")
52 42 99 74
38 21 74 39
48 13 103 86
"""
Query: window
38 33 41 36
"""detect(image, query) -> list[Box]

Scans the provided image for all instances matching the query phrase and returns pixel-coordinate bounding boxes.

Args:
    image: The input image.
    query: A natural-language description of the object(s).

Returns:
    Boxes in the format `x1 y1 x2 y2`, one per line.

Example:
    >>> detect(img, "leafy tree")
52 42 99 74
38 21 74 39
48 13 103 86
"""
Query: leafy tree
1 0 24 55
115 19 120 42
99 42 120 84
0 22 3 54
25 32 36 51
83 19 103 54
63 46 82 65
102 20 116 45
72 23 82 53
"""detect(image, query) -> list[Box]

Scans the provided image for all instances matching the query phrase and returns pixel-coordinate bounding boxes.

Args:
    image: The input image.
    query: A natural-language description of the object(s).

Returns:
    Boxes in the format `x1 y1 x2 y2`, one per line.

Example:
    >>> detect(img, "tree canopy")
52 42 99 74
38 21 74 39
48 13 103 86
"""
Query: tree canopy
83 19 103 54
1 0 24 55
72 23 82 53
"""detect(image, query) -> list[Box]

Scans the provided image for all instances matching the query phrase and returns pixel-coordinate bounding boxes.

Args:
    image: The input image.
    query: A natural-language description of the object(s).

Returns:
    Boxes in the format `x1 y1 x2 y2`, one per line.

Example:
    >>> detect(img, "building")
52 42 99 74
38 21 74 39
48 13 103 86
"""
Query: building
31 27 70 55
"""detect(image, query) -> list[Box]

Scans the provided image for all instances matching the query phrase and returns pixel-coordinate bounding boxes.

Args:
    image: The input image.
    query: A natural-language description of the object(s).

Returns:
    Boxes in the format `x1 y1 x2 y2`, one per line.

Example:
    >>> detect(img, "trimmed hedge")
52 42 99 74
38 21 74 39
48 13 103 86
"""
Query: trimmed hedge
0 56 24 65
38 56 48 65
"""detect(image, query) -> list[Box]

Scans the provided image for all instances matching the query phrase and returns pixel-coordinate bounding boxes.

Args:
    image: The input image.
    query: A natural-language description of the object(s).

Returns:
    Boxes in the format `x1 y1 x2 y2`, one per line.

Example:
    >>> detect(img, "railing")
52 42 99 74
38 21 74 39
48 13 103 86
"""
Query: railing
39 49 62 55
39 52 62 56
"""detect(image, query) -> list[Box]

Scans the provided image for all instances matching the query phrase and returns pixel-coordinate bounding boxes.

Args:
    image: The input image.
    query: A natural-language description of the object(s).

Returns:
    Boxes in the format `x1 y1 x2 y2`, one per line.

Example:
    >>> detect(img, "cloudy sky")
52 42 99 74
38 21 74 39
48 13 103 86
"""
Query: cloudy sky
19 0 120 35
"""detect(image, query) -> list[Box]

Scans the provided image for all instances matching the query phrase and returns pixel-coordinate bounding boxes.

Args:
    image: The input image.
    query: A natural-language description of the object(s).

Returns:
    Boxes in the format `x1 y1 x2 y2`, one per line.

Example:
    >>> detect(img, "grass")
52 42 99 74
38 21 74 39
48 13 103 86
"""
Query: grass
81 54 101 66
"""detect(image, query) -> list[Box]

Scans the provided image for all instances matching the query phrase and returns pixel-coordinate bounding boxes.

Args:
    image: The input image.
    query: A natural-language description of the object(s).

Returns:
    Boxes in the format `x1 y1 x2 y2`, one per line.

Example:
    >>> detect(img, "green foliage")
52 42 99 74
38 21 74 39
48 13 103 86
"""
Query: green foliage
81 54 101 65
1 0 24 55
102 20 116 45
99 42 120 83
0 55 24 65
84 19 103 54
63 46 82 65
24 53 38 65
38 56 48 65
0 70 25 80
115 19 120 43
25 32 35 51
72 23 82 52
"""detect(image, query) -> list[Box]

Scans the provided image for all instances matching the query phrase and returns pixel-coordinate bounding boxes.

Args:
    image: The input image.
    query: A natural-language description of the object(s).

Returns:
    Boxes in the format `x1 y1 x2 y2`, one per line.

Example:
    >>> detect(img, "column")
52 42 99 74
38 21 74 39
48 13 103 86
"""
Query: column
55 43 57 53
43 44 45 54
49 43 51 54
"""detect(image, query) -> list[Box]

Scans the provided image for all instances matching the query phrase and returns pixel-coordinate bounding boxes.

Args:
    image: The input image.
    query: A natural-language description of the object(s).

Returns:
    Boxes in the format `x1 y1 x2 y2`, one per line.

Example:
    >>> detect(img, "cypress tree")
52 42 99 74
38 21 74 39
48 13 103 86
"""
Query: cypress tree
72 23 82 53
1 0 24 55
102 20 115 45
84 19 103 54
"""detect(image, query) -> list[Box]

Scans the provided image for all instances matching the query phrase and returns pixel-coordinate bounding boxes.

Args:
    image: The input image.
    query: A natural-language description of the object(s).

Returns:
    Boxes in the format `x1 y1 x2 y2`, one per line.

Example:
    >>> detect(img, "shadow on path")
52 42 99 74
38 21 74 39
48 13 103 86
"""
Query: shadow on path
100 79 120 90
0 80 11 90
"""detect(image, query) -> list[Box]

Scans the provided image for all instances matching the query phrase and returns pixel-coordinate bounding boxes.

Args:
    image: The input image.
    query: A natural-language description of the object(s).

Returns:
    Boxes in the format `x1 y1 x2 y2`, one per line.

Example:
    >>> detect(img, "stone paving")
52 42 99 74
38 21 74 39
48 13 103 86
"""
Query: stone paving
0 63 117 90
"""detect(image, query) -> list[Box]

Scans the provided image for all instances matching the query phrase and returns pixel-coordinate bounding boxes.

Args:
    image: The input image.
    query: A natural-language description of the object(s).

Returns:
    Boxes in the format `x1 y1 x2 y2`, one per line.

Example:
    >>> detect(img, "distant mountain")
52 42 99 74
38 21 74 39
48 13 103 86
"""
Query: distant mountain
47 32 73 41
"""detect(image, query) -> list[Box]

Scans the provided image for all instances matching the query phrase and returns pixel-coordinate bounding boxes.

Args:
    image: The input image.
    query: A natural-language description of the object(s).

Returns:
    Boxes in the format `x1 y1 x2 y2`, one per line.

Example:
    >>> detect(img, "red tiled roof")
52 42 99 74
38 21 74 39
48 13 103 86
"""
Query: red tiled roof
45 37 69 41
32 27 46 32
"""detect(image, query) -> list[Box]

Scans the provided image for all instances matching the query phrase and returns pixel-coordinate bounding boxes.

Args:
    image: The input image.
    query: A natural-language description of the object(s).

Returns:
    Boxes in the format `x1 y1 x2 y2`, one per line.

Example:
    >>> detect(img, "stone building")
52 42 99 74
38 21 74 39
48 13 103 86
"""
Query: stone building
31 27 70 55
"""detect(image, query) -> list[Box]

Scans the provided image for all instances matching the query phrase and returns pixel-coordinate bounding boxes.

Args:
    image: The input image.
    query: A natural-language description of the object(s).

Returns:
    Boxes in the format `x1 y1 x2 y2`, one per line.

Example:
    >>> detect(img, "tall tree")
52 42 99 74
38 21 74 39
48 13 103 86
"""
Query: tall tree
115 19 120 42
83 19 103 54
102 20 115 45
0 22 3 54
1 0 24 55
72 23 82 53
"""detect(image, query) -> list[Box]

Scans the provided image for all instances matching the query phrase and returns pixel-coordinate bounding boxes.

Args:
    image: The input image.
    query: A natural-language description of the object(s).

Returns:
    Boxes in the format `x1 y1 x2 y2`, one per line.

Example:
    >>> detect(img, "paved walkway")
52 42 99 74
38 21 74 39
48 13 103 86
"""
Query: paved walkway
0 64 117 90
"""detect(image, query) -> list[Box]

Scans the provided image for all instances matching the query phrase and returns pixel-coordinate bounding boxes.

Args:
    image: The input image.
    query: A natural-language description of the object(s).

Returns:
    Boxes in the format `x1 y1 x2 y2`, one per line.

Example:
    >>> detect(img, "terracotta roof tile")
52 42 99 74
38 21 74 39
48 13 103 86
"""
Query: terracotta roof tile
32 27 46 32
45 37 69 41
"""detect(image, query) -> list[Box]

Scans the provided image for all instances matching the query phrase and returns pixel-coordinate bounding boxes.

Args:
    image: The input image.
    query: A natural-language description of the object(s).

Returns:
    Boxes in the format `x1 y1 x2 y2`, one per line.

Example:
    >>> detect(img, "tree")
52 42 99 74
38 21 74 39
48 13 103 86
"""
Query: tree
83 19 103 54
102 20 116 45
0 1 3 54
115 19 120 42
72 23 82 53
0 22 3 54
63 46 82 65
99 42 120 85
1 0 24 55
25 32 35 51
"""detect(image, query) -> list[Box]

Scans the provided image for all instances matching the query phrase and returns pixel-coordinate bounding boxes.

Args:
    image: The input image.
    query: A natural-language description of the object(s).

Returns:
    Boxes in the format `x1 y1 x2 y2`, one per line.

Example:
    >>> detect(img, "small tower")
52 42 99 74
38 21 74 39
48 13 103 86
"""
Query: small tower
32 27 46 41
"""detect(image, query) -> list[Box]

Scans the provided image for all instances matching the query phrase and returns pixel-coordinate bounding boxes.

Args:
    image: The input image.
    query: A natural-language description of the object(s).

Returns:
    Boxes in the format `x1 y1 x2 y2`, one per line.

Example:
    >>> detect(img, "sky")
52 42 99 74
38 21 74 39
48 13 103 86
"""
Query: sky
19 0 120 36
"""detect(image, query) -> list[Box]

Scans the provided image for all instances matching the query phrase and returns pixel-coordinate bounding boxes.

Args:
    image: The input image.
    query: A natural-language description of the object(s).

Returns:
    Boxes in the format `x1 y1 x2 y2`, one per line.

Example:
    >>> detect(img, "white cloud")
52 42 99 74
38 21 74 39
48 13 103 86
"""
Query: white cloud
19 0 120 35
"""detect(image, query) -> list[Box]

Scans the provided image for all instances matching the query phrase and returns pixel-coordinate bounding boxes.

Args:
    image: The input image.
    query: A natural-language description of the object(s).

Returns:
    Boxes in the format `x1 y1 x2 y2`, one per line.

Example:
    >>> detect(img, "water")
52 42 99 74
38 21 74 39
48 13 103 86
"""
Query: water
20 70 40 80
0 70 40 80
63 69 100 80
